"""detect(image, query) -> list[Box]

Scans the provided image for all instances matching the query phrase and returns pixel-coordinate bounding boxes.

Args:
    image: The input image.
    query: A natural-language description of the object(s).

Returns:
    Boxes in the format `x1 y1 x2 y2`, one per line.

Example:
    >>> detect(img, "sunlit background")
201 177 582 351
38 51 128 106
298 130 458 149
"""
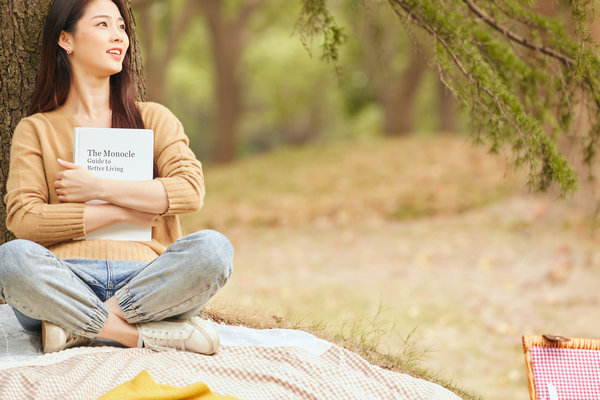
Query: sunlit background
132 1 600 399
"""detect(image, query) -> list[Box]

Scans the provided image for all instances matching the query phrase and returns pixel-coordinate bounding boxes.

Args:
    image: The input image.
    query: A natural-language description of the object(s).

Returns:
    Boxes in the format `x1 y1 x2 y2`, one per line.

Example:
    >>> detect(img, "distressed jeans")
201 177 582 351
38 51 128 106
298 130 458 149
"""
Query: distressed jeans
0 230 233 338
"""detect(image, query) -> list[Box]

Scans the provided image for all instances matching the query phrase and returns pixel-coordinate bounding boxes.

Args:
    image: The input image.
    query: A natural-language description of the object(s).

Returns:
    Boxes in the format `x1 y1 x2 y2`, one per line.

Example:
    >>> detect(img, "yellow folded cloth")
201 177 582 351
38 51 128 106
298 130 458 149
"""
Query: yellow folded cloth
98 370 241 400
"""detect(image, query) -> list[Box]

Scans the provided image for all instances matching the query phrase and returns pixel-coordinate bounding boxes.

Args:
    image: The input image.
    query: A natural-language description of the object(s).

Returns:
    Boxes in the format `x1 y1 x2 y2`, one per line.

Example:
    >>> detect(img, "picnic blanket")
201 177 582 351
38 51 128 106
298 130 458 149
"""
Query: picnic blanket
0 305 461 399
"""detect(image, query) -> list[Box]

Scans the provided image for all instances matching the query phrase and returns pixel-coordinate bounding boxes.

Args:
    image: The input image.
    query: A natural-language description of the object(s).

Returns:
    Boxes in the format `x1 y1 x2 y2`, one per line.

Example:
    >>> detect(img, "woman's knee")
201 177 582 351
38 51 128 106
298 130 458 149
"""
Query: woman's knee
186 230 234 285
0 240 46 304
0 238 34 255
0 239 41 277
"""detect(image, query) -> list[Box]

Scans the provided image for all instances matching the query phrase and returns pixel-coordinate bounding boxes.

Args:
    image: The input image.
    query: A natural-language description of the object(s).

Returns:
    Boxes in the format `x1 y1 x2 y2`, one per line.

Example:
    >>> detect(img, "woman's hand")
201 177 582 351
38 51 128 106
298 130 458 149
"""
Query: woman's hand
54 158 104 203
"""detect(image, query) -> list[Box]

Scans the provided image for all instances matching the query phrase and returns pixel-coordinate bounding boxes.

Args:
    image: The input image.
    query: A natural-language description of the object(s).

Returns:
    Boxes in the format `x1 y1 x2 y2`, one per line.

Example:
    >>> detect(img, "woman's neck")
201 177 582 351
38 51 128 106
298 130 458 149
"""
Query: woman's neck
63 73 112 128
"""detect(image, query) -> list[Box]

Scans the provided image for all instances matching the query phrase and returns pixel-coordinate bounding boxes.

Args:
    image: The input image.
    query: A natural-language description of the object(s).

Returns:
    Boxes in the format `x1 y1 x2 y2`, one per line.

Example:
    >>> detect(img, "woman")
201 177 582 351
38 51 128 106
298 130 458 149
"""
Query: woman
0 0 233 354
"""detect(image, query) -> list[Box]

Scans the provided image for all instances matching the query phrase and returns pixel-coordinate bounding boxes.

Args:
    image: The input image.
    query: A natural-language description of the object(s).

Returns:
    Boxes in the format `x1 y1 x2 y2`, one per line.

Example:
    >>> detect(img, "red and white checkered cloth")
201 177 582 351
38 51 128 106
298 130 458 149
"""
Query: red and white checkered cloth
0 343 460 399
530 345 600 399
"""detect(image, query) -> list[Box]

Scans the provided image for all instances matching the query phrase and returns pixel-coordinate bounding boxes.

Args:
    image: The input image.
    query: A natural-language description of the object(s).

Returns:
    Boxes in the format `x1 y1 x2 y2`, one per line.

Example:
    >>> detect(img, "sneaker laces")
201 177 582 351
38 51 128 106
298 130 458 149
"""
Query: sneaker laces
137 318 219 354
141 328 190 352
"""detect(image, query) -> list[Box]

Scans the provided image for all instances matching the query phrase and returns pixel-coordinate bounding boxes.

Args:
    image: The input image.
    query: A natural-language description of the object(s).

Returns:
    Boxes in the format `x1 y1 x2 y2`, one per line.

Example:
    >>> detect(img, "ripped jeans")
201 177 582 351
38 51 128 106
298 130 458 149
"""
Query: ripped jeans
0 230 233 338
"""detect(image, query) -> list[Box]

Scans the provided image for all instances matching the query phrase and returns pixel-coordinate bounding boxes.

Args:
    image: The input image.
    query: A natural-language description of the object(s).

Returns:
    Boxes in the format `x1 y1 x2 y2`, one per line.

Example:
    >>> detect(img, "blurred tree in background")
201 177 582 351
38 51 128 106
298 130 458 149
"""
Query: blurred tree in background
343 1 457 136
133 0 265 163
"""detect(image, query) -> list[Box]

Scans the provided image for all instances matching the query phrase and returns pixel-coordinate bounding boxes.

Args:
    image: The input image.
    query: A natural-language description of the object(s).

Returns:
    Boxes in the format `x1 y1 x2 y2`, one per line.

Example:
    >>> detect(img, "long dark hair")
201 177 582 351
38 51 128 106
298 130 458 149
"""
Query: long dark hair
28 0 144 129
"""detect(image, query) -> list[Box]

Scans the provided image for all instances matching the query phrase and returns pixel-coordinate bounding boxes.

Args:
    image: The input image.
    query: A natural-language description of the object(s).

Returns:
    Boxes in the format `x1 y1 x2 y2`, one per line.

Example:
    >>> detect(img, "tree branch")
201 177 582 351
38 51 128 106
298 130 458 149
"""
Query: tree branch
461 0 574 66
388 0 536 168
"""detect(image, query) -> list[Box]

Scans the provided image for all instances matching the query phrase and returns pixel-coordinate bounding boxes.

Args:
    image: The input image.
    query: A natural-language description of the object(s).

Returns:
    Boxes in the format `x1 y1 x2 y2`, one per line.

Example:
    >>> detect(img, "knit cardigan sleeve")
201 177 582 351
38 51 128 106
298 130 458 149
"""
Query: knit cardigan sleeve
4 118 86 246
142 102 205 215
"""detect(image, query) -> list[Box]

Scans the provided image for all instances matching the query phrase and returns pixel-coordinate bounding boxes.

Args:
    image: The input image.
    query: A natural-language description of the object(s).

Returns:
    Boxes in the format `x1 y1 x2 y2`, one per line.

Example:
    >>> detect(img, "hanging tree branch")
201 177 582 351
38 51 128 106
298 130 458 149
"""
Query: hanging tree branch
297 0 600 195
461 0 575 66
387 0 538 170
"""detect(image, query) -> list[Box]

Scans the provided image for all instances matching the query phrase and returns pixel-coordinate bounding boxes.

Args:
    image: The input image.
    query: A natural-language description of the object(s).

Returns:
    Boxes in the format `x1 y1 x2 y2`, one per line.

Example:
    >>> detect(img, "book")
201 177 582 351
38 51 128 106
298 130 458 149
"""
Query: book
73 127 154 241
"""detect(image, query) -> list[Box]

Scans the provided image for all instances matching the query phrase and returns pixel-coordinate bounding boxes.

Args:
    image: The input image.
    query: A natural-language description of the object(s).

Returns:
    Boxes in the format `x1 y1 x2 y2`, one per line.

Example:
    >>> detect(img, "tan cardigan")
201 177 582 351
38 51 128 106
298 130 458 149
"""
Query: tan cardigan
4 102 205 262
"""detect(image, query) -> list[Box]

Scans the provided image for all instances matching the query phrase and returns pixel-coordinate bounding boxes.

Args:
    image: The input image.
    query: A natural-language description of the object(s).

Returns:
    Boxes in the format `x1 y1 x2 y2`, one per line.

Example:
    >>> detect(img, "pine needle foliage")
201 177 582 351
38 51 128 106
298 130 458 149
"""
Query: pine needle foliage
298 0 600 195
296 0 347 64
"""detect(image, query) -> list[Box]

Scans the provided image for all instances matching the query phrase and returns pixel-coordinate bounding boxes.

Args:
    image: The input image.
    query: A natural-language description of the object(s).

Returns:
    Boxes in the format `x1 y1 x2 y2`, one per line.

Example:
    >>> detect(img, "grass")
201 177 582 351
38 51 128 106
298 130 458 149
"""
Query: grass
201 304 483 400
185 134 524 399
182 135 522 233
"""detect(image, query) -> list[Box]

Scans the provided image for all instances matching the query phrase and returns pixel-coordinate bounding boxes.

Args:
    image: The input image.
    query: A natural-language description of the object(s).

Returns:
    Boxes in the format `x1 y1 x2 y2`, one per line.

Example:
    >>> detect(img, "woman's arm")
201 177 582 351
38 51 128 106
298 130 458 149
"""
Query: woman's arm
55 103 205 215
142 103 205 216
84 203 160 233
5 119 87 246
55 158 168 214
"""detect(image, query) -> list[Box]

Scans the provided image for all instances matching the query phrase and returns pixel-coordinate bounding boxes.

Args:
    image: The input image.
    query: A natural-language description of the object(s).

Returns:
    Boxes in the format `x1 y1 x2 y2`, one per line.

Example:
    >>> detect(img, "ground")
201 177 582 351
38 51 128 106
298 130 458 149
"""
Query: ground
182 135 600 400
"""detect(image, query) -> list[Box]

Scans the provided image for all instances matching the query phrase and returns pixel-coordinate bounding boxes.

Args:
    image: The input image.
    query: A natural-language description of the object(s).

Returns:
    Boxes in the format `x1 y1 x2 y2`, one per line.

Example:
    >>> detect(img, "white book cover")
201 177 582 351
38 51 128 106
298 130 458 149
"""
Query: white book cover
73 127 154 241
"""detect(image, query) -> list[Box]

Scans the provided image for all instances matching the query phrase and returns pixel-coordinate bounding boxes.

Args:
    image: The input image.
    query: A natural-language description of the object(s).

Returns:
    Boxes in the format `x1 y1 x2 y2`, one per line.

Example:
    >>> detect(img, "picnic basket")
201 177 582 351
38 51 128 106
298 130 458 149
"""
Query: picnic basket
522 334 600 400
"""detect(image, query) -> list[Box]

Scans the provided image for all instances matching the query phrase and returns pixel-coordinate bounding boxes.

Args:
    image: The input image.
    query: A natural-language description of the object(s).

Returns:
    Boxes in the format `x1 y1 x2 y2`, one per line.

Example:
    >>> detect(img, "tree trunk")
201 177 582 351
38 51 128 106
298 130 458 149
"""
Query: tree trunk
209 14 242 163
200 0 263 163
350 4 429 137
532 0 559 17
200 0 242 163
125 2 147 99
437 78 457 133
0 0 51 244
0 0 145 245
592 20 600 44
382 52 428 136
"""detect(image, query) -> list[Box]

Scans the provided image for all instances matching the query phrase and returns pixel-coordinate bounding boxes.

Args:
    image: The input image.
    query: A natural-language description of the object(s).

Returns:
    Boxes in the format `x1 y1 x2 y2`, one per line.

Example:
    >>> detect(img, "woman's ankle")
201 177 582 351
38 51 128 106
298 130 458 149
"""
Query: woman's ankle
104 297 127 321
96 312 139 347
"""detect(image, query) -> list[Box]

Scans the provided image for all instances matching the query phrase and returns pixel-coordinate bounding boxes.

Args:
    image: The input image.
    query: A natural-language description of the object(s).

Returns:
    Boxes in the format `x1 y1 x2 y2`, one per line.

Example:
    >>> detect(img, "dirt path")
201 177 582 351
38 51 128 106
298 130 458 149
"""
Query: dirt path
205 191 599 399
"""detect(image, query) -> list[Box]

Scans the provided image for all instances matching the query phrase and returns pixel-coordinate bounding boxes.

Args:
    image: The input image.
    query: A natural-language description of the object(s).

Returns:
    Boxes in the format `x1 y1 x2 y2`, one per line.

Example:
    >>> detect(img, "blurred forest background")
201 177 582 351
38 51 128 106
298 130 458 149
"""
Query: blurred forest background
133 0 464 163
129 1 600 399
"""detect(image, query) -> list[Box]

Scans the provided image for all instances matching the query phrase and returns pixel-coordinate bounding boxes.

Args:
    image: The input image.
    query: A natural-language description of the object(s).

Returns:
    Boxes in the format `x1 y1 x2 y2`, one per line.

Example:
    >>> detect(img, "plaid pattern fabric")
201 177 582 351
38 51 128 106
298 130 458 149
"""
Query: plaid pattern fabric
530 345 600 399
0 344 460 400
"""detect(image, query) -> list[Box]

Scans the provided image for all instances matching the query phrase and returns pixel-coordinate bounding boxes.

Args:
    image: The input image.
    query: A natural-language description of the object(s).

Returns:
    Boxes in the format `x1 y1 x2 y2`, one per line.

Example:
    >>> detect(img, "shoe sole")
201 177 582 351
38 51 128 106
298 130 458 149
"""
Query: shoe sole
188 317 220 355
42 321 91 353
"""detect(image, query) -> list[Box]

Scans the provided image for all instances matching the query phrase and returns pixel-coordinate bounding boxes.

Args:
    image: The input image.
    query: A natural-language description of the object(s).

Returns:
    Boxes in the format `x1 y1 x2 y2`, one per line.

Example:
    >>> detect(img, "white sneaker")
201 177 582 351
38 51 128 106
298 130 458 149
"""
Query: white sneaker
138 317 220 354
42 321 91 353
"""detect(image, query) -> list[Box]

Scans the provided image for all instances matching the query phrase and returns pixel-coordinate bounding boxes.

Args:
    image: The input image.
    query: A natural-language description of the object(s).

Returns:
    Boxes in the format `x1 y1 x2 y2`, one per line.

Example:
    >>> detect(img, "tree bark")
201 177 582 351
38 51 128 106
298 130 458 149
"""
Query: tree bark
0 0 145 245
0 0 50 244
125 2 147 99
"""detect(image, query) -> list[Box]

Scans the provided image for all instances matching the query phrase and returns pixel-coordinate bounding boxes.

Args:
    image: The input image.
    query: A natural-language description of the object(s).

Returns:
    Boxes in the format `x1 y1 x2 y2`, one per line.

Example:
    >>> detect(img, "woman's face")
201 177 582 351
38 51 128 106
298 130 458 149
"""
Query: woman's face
61 0 129 79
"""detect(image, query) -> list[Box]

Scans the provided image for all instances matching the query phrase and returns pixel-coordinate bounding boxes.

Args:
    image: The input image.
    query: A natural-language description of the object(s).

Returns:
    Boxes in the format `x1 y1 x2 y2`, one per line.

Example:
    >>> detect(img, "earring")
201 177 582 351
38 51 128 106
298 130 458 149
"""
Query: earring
66 47 72 55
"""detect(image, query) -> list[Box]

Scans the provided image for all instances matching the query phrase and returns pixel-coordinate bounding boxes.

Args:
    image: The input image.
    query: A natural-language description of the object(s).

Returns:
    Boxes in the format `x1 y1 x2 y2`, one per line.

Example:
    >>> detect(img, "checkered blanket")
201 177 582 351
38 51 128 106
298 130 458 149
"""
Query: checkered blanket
0 342 460 399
